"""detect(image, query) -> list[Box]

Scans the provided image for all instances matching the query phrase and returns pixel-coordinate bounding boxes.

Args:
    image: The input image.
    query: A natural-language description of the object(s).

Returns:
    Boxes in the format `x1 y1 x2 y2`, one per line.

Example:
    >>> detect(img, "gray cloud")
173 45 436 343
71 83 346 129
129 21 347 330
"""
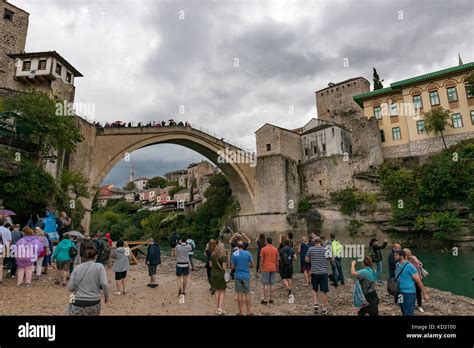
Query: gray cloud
13 0 474 185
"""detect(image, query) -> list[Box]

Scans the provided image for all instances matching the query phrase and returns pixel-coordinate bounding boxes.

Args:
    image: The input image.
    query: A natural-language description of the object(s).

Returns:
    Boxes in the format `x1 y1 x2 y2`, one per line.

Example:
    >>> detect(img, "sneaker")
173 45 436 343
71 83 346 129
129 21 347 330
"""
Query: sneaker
418 307 425 313
313 304 319 311
322 308 328 315
269 299 274 304
260 299 268 305
150 284 158 288
123 288 127 294
146 283 153 287
26 284 31 288
114 291 122 295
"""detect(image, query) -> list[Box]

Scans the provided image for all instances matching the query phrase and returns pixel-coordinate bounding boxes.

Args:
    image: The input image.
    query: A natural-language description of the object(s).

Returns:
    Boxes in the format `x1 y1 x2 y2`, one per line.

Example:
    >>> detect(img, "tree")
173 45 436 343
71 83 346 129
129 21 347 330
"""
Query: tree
147 176 166 189
4 89 83 163
55 170 89 227
466 71 474 97
424 107 452 150
373 68 384 90
123 181 137 191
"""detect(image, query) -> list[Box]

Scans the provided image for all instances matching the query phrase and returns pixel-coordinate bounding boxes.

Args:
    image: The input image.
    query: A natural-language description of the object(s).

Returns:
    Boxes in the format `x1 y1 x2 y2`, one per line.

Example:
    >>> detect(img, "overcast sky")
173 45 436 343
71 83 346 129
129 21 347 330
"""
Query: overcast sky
14 0 474 187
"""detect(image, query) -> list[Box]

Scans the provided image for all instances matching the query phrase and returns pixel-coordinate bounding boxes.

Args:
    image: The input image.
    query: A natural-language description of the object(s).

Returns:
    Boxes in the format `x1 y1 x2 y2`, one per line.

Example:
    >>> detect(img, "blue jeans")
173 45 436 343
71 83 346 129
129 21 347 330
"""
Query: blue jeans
399 292 416 316
376 260 383 282
331 257 344 286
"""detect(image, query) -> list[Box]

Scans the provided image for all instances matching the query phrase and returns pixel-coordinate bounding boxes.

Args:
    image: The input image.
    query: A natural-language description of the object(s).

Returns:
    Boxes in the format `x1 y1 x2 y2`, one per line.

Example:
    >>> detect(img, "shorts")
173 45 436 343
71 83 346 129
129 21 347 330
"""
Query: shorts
115 271 127 280
261 272 276 285
234 278 251 293
67 302 101 316
176 266 189 276
311 273 329 293
301 263 311 273
148 265 157 276
279 264 293 279
56 261 70 271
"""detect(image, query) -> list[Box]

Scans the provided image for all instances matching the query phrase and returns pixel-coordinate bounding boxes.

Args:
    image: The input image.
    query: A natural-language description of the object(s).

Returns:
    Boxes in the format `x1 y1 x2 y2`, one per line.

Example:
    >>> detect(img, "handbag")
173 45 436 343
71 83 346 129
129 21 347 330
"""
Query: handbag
216 258 231 282
70 263 94 304
387 262 409 296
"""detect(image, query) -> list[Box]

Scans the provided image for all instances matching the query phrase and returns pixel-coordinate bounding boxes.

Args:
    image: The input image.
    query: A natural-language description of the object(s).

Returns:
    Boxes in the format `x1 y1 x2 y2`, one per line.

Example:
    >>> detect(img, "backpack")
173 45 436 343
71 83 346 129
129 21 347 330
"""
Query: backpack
281 248 292 265
69 245 78 258
387 262 409 296
94 239 105 259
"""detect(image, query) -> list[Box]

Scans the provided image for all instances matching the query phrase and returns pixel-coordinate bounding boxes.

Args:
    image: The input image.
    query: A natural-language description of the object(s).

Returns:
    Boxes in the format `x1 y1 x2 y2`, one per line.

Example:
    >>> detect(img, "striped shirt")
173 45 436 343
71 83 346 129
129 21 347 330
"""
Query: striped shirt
305 246 331 275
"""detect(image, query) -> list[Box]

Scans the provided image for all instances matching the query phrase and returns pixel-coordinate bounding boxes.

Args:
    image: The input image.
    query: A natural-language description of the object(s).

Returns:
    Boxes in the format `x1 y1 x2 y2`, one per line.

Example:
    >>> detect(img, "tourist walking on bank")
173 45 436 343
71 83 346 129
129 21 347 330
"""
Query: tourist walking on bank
393 249 429 316
52 234 76 286
8 224 22 277
255 233 266 273
205 239 217 293
67 240 110 316
231 241 254 315
351 256 379 316
15 227 42 287
279 238 296 296
170 231 180 258
186 235 196 271
0 221 12 279
259 237 279 304
305 236 332 315
211 242 228 315
112 240 131 295
326 233 344 287
388 242 402 279
57 211 72 241
369 238 388 285
175 236 192 296
298 236 312 286
404 248 426 313
145 238 161 288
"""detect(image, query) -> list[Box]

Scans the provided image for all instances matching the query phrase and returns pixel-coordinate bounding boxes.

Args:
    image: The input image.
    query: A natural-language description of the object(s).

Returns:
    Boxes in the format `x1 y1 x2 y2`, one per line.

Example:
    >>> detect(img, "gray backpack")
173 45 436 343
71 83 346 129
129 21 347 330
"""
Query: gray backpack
387 262 409 296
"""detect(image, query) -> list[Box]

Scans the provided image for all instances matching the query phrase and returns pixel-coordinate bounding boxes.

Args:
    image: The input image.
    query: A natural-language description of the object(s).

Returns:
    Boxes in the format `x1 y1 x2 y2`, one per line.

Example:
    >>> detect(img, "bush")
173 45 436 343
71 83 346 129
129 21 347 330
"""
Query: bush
330 188 375 215
298 198 312 213
431 211 462 239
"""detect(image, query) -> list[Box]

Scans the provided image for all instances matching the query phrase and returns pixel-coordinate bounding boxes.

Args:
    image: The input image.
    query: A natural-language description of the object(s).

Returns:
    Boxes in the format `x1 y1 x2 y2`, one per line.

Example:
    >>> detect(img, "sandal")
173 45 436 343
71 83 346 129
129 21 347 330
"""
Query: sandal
54 280 60 285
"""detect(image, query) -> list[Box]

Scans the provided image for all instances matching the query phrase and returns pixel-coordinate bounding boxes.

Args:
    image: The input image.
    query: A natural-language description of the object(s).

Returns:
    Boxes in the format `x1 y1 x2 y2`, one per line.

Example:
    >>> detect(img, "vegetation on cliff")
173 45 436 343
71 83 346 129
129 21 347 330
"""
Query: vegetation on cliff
91 173 237 243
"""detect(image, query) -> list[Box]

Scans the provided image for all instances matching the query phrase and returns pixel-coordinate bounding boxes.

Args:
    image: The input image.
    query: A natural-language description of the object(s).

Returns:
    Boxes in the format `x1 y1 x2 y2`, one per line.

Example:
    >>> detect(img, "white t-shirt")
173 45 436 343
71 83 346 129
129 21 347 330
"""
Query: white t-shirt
0 226 12 245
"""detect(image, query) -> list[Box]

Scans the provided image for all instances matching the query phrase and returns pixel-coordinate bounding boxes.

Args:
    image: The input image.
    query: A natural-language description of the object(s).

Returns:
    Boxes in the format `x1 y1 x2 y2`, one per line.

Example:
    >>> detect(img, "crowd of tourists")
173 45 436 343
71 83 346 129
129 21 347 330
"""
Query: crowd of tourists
0 215 430 317
93 120 192 128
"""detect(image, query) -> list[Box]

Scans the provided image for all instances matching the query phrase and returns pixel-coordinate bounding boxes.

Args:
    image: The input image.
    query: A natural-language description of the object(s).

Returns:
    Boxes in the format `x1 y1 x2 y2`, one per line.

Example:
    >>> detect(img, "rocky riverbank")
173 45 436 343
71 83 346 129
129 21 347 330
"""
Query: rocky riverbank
1 256 473 316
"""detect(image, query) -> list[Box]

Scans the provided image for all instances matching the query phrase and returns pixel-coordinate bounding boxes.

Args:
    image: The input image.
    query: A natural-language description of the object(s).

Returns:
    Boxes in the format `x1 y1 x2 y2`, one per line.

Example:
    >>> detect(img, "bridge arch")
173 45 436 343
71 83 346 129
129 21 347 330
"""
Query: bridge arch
92 127 256 214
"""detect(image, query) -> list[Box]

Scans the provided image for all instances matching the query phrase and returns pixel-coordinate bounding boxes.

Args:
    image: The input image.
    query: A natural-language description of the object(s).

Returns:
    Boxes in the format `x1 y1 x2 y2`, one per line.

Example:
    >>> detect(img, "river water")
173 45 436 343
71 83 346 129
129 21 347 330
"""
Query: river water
186 246 474 299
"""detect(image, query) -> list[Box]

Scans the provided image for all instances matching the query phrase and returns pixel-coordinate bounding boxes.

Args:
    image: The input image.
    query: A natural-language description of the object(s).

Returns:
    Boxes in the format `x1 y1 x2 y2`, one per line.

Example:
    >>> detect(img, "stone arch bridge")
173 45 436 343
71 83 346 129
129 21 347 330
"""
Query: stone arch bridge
68 118 256 234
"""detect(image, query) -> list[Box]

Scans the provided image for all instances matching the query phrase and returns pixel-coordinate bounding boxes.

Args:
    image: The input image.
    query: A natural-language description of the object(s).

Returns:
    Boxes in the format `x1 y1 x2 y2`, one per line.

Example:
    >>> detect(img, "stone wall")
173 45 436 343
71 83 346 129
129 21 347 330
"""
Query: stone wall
382 130 474 158
316 77 370 129
0 1 28 90
256 124 302 161
255 154 299 214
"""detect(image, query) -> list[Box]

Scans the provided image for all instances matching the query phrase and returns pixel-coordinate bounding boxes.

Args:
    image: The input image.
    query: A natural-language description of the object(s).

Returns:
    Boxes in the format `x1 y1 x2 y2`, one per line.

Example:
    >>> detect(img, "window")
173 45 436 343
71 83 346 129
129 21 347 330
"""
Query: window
412 95 423 110
266 144 271 151
22 61 31 71
380 130 385 142
373 106 382 119
313 147 317 154
38 60 47 70
389 102 398 116
319 180 322 185
304 148 308 156
4 9 14 21
451 113 463 128
466 83 474 98
55 63 62 75
471 110 474 125
429 91 440 106
332 128 335 136
416 120 426 134
66 72 72 83
322 144 326 152
447 87 458 102
392 127 401 141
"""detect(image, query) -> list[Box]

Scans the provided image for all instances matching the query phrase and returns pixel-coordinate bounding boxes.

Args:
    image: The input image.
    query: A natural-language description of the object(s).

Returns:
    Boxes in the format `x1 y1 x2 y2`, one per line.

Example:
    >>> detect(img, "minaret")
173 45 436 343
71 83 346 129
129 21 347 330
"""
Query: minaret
129 162 135 183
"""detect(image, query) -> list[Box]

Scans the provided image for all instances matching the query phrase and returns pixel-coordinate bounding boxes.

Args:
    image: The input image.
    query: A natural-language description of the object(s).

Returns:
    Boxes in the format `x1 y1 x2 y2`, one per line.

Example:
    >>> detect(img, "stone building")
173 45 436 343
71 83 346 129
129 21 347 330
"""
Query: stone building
316 77 370 129
164 169 187 183
353 62 474 158
300 118 352 162
187 160 216 188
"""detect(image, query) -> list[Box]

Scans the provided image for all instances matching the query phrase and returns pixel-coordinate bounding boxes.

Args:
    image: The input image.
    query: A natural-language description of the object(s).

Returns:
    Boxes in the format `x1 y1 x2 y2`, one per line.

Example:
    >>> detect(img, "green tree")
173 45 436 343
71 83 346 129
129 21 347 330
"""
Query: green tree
373 68 384 90
123 181 137 190
147 176 166 189
4 89 83 163
56 170 90 230
424 107 452 149
465 71 474 97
